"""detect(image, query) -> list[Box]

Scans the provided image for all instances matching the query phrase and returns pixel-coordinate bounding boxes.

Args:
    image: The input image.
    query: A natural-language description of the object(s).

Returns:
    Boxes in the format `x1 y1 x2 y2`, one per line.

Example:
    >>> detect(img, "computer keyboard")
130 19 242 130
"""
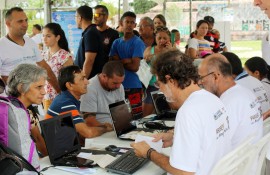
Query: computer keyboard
105 150 149 175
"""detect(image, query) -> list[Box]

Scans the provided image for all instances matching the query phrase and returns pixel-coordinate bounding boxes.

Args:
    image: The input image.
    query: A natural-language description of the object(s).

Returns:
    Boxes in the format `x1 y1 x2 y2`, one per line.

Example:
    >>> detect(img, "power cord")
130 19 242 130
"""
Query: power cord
39 165 55 174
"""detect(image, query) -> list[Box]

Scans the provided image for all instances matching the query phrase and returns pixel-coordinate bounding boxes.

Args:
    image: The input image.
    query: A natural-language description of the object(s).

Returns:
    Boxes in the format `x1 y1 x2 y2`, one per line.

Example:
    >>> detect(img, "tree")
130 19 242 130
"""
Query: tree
133 0 158 14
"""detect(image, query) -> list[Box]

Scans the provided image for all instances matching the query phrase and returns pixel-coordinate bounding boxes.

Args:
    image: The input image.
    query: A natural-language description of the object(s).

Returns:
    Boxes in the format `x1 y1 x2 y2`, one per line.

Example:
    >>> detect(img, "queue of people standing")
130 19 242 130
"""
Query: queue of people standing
0 2 269 175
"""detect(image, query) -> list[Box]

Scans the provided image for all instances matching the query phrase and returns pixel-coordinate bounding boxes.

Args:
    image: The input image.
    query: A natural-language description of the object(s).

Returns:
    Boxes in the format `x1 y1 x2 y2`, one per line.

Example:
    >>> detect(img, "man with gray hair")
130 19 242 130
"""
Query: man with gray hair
131 50 232 175
0 7 59 92
138 17 155 47
198 54 263 149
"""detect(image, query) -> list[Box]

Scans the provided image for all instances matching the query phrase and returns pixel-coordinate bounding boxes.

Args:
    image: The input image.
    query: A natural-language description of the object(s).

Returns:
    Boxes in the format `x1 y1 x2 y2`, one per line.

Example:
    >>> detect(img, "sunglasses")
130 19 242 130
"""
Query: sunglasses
94 13 106 18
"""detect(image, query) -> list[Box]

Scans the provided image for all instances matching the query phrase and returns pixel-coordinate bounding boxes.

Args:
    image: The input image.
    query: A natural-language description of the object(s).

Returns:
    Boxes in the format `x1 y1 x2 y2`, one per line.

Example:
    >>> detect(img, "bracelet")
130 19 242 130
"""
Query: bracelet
146 148 155 160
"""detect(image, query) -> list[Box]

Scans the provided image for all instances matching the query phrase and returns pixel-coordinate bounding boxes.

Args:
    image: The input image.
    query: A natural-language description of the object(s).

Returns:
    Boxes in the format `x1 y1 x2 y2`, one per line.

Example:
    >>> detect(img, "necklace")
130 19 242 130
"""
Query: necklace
48 49 60 59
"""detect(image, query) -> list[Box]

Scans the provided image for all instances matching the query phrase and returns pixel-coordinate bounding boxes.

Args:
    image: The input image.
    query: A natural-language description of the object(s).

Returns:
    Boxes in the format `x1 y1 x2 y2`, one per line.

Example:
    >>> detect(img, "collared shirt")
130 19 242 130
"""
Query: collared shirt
235 71 248 81
46 91 84 124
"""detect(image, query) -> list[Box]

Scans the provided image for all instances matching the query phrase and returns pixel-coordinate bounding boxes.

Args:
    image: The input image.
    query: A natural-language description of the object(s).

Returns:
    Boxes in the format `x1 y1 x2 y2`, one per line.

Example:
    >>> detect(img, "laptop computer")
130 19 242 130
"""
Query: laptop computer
40 113 96 167
150 90 177 120
109 100 157 140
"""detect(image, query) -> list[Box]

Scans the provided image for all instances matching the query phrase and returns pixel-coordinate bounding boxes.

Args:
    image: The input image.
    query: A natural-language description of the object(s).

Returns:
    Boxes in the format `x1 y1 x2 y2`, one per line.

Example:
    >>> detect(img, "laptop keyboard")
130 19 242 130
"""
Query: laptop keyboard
105 150 149 175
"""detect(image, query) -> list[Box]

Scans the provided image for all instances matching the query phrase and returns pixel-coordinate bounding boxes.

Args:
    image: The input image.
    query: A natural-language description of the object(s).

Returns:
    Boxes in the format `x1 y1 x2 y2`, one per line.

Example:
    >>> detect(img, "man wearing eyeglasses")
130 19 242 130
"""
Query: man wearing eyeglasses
222 52 270 115
138 17 155 47
94 5 119 62
75 5 106 79
131 50 232 175
198 54 263 149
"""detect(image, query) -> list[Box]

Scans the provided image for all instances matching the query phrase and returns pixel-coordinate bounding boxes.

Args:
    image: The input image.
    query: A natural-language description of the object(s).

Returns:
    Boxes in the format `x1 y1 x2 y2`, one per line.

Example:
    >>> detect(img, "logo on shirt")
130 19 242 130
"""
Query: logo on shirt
104 37 110 45
250 113 261 124
213 108 225 120
216 116 230 140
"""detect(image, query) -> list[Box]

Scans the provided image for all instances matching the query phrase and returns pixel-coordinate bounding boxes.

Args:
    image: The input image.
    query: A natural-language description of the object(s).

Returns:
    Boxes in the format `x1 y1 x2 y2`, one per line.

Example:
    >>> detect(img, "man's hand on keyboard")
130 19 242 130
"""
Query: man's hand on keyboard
130 141 150 158
152 132 173 148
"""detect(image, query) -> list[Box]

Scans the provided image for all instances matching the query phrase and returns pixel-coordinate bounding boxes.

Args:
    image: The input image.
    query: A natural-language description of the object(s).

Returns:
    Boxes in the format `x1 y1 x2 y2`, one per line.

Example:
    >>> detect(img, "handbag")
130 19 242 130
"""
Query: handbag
0 143 39 175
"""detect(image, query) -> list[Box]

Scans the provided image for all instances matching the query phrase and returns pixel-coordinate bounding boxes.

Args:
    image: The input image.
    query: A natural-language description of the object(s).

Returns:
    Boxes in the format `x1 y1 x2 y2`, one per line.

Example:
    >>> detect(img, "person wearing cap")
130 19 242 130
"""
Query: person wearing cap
203 16 220 53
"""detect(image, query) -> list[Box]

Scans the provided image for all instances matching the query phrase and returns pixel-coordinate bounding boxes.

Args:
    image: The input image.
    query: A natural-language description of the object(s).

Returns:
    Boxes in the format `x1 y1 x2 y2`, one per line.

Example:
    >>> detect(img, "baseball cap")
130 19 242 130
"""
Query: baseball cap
204 16 215 23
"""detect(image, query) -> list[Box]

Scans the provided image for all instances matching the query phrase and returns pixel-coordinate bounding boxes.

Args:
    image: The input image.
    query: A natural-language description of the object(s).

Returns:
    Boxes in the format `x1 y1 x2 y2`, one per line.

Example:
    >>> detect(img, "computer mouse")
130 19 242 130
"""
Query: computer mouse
145 121 165 130
105 145 120 152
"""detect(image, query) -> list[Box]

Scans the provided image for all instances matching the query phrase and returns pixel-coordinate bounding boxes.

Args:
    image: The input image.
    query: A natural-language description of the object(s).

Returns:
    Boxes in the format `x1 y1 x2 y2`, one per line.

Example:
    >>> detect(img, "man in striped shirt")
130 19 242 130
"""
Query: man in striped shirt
46 65 112 138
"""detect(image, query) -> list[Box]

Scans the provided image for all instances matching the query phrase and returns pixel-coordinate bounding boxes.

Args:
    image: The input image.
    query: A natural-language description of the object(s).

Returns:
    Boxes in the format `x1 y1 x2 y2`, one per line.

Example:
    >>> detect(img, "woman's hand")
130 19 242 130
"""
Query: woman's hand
144 54 155 63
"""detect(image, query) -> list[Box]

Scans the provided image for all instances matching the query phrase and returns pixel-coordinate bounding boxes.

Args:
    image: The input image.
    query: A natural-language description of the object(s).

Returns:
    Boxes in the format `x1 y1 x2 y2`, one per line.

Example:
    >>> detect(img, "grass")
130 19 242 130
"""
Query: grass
231 40 262 64
181 40 262 65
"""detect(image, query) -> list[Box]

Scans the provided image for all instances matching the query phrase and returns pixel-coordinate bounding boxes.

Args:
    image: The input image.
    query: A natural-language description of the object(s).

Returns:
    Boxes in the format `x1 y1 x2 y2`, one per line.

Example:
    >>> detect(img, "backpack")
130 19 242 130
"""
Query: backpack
0 142 39 175
0 96 40 172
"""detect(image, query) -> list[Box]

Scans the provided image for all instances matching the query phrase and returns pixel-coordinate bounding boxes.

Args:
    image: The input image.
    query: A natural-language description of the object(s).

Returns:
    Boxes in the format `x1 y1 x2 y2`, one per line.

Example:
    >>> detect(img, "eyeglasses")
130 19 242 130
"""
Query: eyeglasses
153 77 172 89
138 24 151 28
94 13 106 18
199 72 214 81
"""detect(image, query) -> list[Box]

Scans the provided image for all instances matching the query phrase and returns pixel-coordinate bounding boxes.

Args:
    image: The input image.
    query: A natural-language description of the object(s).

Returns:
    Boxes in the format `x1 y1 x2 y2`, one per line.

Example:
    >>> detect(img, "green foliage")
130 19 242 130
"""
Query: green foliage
165 4 183 27
100 1 119 17
133 0 158 14
15 0 43 8
99 1 121 27
14 0 44 34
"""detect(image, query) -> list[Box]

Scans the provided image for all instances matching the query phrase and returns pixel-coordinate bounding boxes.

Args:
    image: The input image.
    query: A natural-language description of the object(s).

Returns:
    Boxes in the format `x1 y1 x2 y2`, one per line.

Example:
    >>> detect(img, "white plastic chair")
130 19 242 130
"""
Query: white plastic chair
210 136 256 175
263 117 270 136
253 132 270 175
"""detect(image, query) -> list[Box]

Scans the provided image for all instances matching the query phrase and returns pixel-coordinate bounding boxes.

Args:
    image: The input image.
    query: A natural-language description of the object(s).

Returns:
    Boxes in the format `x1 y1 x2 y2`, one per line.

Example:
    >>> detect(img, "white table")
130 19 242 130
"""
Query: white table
40 131 170 175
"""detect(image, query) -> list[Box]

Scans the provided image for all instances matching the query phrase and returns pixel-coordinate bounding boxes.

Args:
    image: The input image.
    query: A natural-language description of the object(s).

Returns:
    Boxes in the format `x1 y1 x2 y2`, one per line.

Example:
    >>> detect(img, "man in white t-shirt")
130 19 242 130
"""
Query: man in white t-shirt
222 52 270 114
199 54 263 149
80 61 125 126
30 24 42 45
0 7 59 92
131 50 232 175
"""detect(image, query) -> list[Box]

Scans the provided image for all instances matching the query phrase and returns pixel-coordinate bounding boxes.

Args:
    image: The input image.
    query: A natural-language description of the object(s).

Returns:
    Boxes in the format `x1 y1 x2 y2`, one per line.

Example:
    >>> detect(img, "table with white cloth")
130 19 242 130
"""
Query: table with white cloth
40 119 174 175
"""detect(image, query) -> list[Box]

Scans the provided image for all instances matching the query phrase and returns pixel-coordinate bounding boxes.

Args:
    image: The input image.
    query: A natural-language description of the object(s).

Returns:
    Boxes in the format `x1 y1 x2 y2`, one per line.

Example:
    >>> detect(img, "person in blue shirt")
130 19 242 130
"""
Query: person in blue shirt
46 65 112 139
109 11 145 119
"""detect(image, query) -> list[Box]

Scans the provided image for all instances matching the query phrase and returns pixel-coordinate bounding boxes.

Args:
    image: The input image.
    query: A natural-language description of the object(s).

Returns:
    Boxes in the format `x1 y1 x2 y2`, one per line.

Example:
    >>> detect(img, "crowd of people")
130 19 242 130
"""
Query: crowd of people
0 0 270 174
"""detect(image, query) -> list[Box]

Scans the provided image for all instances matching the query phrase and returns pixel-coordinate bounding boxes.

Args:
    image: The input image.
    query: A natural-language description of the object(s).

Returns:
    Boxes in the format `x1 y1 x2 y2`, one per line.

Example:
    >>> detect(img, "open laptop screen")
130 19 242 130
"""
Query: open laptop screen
109 100 136 137
40 113 80 161
150 91 171 115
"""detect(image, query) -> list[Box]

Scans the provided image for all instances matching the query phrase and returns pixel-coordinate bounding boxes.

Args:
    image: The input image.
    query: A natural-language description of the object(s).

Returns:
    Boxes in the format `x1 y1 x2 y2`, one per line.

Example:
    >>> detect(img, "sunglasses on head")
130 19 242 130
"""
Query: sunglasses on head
154 27 170 34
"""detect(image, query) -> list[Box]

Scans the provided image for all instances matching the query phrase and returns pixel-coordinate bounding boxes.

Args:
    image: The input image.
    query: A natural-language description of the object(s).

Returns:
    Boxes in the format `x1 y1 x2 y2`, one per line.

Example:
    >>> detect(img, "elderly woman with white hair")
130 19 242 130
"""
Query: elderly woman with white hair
6 64 48 170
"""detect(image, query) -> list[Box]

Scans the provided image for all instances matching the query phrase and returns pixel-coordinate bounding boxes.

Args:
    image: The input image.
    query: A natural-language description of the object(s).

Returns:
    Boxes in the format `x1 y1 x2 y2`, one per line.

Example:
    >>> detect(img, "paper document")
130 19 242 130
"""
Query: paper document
90 154 116 168
135 135 163 152
77 152 92 159
55 166 96 175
